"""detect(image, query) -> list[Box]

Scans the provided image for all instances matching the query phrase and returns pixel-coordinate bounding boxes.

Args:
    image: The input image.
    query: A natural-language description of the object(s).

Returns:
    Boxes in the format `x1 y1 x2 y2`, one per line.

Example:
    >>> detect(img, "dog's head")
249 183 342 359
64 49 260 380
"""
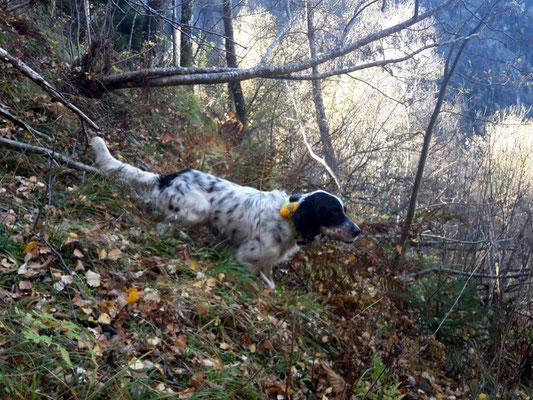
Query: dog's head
292 191 361 243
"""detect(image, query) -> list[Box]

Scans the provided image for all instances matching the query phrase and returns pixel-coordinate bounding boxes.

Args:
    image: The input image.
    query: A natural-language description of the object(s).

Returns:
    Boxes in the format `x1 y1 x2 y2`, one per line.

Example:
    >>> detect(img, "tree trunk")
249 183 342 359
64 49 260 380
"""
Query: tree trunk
143 0 171 67
222 0 246 125
172 0 178 66
180 0 194 67
306 0 340 182
82 0 91 47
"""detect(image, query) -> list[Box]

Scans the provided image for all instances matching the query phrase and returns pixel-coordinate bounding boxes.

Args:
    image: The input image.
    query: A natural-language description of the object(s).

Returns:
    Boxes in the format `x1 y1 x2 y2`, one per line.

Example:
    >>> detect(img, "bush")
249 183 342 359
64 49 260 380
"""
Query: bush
408 271 488 343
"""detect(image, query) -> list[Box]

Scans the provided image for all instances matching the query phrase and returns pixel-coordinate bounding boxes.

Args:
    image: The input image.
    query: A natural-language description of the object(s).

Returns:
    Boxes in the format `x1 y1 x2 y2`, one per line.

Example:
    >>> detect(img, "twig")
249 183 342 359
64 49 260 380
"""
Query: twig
0 103 51 140
38 235 86 299
0 137 98 173
6 0 31 11
0 46 100 131
259 0 292 65
284 80 342 191
362 364 389 400
401 267 531 281
285 305 298 399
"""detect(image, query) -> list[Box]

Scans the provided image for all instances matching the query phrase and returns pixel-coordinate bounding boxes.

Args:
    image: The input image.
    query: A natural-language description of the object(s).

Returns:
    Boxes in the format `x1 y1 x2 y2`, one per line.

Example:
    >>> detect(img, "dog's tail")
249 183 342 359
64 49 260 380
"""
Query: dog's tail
91 137 159 186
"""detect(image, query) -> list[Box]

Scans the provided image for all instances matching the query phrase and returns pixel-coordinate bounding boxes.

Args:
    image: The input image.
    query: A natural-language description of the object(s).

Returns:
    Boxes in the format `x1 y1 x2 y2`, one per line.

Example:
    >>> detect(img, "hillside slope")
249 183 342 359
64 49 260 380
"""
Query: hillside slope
0 6 530 400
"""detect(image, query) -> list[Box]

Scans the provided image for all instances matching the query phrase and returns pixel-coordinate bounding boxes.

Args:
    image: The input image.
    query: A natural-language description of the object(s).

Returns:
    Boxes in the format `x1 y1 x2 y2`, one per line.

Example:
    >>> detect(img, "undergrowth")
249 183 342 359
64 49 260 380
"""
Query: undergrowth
1 5 532 400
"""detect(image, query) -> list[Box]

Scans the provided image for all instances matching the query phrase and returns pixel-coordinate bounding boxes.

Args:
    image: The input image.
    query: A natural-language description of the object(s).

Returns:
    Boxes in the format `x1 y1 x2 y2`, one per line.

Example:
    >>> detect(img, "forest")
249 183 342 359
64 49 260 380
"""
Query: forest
0 0 532 398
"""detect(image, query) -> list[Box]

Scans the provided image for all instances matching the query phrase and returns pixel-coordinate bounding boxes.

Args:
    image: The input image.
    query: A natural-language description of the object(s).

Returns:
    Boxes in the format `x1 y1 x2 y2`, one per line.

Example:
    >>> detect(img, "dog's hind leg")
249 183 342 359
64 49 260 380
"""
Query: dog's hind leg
157 191 210 235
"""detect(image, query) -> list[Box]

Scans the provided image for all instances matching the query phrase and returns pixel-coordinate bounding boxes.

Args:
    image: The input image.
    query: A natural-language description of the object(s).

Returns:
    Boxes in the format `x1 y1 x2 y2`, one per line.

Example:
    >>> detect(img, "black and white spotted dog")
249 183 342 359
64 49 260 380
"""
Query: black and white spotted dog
91 137 360 288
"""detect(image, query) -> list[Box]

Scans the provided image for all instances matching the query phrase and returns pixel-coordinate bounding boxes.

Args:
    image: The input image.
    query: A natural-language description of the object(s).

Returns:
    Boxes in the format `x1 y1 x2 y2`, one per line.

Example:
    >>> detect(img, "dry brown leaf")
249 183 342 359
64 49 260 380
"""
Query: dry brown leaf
73 249 84 258
17 258 52 277
108 249 122 261
19 280 32 290
395 244 403 255
196 303 209 319
177 387 195 399
75 259 85 271
172 334 187 355
321 361 346 397
98 249 107 260
97 313 112 324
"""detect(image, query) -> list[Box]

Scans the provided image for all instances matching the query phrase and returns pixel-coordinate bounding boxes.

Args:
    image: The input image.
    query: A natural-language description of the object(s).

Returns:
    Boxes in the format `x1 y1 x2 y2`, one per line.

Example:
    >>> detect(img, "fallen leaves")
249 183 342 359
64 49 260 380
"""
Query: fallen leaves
24 241 38 254
320 361 346 396
18 257 53 278
195 302 209 319
86 270 101 287
97 313 112 324
73 248 84 258
108 249 122 261
124 287 141 304
98 249 107 260
172 334 188 355
19 280 33 291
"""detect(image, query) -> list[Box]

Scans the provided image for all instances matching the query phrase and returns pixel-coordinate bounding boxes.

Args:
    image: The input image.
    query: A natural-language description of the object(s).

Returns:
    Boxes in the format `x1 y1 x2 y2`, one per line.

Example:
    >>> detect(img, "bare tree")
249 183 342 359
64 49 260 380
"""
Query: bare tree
180 0 194 67
88 0 456 94
222 0 246 124
306 0 340 182
395 1 502 263
143 0 172 66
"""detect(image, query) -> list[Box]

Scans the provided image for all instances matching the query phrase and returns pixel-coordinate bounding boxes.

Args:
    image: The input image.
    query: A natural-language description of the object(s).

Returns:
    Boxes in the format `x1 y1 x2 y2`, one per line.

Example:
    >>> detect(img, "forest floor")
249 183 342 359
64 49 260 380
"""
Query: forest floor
0 7 531 400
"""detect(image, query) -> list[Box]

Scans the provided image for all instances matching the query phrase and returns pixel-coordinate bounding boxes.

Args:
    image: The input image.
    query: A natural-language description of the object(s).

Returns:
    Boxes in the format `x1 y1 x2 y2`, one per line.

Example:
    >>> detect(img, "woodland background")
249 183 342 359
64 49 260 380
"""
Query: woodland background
0 0 532 398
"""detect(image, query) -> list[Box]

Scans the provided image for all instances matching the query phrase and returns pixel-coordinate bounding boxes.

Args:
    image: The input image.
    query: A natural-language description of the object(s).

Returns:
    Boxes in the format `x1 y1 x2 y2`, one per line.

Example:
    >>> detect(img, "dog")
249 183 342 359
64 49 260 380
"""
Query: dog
90 137 360 288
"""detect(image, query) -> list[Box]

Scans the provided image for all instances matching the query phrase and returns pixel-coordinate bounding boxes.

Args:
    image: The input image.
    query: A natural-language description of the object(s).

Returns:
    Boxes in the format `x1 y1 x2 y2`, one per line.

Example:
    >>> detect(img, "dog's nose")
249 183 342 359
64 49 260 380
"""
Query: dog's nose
351 224 361 238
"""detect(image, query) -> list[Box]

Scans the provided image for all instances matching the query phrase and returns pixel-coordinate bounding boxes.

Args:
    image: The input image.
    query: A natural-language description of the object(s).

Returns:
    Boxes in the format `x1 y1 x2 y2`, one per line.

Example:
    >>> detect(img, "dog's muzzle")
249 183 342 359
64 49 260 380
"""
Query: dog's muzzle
320 220 361 243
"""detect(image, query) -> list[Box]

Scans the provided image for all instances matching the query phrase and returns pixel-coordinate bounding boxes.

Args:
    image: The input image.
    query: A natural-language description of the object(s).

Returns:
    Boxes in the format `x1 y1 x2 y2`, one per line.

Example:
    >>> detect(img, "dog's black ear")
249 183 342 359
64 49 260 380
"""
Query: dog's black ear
289 193 303 202
292 199 320 242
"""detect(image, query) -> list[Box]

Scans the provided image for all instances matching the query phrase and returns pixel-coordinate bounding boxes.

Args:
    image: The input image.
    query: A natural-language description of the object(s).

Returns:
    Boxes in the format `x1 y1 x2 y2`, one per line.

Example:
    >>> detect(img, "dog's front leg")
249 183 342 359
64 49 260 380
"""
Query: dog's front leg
259 266 275 290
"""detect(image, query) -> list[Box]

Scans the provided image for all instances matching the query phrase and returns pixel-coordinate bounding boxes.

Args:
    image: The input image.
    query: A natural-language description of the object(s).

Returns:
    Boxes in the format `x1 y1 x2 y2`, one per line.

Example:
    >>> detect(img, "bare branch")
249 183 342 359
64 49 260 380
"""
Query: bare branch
277 35 479 81
0 47 100 131
401 267 531 281
259 0 293 65
284 81 342 191
0 137 98 173
100 0 457 90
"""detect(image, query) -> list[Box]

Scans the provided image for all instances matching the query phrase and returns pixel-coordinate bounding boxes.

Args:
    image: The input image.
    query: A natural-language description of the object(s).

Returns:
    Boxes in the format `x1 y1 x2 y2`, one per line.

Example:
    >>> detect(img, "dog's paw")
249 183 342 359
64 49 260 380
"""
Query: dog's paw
260 271 276 290
156 222 175 236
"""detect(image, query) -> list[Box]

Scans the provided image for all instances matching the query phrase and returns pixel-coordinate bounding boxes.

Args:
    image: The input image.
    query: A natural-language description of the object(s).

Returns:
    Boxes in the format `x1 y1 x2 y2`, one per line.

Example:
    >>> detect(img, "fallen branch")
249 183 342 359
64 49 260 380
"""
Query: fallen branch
0 103 52 140
0 137 98 173
0 46 100 131
401 267 531 281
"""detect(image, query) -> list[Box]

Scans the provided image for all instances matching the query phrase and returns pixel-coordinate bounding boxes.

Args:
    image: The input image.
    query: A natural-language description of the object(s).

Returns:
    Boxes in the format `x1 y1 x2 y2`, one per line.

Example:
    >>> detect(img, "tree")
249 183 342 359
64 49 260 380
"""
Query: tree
90 0 457 95
180 0 194 67
143 0 172 67
306 0 340 182
222 0 246 124
395 0 503 263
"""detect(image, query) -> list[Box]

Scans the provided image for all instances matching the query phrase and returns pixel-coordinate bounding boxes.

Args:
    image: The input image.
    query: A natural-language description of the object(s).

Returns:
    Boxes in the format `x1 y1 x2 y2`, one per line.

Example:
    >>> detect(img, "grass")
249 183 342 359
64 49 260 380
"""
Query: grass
1 6 532 396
